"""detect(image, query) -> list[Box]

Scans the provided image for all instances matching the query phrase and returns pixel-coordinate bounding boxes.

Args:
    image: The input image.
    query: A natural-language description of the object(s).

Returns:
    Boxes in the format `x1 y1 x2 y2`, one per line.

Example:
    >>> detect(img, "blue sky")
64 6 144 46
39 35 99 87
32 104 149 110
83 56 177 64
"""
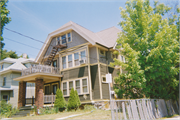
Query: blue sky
2 0 173 59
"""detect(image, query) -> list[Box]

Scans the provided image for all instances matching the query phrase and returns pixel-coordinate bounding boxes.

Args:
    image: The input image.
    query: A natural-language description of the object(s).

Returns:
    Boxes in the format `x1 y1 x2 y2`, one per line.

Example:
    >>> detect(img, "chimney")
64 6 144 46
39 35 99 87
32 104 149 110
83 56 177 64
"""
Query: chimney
23 53 27 59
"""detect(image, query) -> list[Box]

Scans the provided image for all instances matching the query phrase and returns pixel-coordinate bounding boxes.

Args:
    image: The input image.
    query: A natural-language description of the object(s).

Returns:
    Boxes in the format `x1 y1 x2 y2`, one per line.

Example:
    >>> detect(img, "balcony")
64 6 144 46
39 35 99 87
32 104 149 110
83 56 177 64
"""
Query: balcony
22 65 60 76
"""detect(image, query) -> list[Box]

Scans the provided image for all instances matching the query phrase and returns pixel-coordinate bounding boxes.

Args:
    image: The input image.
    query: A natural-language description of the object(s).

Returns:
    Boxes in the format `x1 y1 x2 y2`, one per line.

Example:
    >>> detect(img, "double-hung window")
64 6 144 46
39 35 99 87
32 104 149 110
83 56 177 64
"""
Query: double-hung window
82 78 88 93
61 35 66 44
3 77 6 86
68 33 71 42
74 52 79 66
75 80 80 94
62 56 66 69
68 54 73 68
80 51 86 60
69 81 73 94
57 37 60 44
63 82 67 95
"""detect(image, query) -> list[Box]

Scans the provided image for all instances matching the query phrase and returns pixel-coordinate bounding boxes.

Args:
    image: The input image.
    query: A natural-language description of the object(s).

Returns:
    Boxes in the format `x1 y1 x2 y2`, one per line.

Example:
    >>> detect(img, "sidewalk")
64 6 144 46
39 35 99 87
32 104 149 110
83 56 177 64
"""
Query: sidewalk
163 116 180 120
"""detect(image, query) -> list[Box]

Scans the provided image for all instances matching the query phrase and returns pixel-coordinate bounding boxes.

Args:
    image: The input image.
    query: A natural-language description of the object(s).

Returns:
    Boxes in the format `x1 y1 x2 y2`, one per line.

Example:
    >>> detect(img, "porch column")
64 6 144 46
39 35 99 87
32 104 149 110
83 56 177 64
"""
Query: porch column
35 79 44 109
18 81 26 108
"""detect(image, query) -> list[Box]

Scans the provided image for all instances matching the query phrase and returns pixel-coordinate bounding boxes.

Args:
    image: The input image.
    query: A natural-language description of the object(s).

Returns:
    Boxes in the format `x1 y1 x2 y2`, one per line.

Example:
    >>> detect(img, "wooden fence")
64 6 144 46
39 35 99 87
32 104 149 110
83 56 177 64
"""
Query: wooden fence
109 99 179 120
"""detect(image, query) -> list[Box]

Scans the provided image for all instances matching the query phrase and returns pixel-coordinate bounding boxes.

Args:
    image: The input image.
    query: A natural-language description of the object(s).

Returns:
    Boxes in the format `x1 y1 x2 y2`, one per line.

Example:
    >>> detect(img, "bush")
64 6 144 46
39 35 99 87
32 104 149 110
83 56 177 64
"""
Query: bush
75 90 81 108
0 100 19 118
67 88 77 110
39 106 58 115
54 88 66 112
84 105 95 111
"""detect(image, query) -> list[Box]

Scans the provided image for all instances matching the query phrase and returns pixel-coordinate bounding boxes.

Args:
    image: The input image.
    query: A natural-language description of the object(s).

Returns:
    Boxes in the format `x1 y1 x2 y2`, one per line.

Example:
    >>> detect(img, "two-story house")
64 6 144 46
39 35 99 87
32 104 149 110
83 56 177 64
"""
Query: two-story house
0 56 36 107
14 21 125 109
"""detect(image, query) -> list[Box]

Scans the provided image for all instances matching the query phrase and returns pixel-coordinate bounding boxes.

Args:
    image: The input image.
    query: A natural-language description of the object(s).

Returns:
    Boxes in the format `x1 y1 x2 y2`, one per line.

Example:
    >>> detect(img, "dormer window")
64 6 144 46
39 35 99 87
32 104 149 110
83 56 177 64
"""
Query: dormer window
68 33 71 42
61 35 66 44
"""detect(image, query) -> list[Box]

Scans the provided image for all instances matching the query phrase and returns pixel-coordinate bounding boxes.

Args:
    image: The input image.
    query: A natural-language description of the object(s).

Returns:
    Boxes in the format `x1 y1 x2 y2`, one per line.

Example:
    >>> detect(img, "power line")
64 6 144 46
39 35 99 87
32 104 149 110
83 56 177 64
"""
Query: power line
4 37 40 50
4 47 37 57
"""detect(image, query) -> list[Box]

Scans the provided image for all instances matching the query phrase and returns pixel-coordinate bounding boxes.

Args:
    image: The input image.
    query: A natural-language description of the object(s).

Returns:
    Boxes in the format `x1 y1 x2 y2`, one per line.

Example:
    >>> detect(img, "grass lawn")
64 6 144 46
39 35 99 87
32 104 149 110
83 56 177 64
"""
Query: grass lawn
12 109 112 120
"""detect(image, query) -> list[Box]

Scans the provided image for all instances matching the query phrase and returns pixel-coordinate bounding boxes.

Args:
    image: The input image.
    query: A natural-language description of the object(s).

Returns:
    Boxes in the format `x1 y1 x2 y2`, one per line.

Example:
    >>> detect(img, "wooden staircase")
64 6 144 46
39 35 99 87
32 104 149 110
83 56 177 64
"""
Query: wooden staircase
44 43 67 66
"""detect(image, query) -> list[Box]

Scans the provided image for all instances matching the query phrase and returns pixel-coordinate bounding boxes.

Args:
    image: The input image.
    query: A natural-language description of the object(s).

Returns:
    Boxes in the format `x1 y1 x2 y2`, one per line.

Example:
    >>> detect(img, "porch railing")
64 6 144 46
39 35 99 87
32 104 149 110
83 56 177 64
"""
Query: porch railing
44 94 56 104
22 64 60 76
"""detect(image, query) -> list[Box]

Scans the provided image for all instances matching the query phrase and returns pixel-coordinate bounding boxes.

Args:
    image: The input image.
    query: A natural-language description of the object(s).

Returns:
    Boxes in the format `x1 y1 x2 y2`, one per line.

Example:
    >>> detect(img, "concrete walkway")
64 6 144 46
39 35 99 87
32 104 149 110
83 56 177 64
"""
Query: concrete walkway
163 116 180 120
55 112 90 120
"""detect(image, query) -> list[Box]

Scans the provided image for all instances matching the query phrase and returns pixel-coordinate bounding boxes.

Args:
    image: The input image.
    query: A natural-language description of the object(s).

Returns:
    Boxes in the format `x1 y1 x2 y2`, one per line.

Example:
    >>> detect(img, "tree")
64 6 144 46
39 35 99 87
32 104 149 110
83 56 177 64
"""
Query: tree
67 88 77 110
1 49 19 59
75 90 81 108
112 0 179 100
54 88 66 112
0 0 11 60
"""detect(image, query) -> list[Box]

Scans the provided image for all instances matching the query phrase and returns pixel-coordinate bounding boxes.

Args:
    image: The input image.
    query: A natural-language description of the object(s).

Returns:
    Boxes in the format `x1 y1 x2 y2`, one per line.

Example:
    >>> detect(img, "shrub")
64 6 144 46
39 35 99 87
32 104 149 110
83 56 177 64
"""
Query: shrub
67 88 77 110
84 105 95 111
0 100 19 118
54 88 66 112
39 106 57 115
75 90 81 108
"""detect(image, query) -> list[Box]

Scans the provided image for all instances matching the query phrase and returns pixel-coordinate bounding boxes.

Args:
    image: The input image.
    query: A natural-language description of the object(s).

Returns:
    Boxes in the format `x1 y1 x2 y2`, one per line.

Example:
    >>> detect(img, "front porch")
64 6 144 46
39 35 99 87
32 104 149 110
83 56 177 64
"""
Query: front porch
14 65 62 109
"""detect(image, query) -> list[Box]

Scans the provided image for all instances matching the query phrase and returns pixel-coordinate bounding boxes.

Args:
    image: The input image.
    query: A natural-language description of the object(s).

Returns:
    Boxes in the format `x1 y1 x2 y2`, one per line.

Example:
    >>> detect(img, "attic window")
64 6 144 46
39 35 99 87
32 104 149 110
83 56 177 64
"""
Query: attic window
61 34 66 44
67 33 71 42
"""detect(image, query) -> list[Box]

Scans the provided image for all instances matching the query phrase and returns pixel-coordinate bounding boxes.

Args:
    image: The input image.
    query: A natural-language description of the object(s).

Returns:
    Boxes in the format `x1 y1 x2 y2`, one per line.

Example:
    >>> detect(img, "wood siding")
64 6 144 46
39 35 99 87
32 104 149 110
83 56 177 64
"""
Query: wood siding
89 47 97 64
61 66 88 81
90 65 100 99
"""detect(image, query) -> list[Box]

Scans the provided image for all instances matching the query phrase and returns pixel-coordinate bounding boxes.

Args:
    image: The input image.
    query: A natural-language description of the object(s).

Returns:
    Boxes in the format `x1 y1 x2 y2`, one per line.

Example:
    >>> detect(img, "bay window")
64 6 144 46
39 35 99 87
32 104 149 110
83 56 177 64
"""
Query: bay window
63 82 67 95
74 52 79 66
68 54 72 68
62 56 66 69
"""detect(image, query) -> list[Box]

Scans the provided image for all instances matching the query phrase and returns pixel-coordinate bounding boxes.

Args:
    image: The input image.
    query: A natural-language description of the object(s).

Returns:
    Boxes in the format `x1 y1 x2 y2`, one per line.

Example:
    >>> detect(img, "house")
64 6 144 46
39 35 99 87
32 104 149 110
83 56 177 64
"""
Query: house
0 56 36 107
14 21 125 109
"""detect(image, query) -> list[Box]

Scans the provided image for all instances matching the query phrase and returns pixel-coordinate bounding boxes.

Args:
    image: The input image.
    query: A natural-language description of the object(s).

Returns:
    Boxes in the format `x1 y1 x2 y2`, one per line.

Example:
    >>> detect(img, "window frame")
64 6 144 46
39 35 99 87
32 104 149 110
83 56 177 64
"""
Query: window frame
3 77 6 86
63 82 68 96
62 56 67 69
44 84 50 95
99 49 105 56
56 32 72 45
68 54 73 68
52 83 59 95
61 77 89 96
3 95 8 102
102 76 107 83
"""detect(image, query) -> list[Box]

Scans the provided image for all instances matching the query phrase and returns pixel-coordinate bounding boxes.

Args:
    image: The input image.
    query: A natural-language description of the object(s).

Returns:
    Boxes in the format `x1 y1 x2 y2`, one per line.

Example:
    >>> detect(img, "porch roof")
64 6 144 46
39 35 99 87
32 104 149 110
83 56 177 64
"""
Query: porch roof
14 72 62 83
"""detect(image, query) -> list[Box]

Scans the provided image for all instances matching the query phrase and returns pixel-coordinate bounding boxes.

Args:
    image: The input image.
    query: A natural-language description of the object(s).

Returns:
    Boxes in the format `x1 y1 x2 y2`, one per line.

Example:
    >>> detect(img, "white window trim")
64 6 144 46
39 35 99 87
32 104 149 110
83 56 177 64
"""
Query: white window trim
56 32 72 45
3 76 6 86
62 82 68 96
61 77 89 97
99 49 105 56
61 49 86 70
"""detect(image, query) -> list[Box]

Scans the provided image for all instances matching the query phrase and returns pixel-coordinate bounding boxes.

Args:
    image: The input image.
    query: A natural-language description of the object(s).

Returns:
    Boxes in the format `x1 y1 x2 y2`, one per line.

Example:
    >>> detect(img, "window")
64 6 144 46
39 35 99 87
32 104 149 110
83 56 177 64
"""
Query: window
74 52 79 66
82 78 88 93
3 95 8 102
57 37 60 44
68 33 71 42
53 84 57 95
102 76 106 82
69 81 73 94
45 86 50 95
112 53 118 59
68 54 73 68
75 80 80 94
3 77 6 86
1 64 3 70
99 49 105 56
53 60 57 67
62 56 66 69
80 51 86 60
61 34 66 44
63 82 67 95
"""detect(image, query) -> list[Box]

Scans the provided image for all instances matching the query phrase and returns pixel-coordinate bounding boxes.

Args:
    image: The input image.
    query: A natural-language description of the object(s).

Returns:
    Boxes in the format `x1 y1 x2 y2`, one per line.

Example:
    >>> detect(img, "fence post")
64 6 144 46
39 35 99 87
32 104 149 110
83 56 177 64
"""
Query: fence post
51 93 53 106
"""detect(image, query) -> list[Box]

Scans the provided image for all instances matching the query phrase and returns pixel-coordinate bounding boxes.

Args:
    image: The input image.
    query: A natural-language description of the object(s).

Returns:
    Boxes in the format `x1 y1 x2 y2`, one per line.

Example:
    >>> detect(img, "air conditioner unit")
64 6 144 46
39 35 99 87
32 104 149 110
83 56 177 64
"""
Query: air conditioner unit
79 59 86 65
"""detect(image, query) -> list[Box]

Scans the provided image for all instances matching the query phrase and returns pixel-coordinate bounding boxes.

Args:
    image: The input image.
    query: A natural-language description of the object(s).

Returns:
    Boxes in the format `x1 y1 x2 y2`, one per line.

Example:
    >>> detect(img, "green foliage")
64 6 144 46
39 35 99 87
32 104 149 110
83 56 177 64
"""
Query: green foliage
0 0 11 59
67 88 77 110
1 49 19 59
0 100 19 118
112 0 179 100
75 90 81 108
54 88 66 111
83 105 95 111
39 107 58 115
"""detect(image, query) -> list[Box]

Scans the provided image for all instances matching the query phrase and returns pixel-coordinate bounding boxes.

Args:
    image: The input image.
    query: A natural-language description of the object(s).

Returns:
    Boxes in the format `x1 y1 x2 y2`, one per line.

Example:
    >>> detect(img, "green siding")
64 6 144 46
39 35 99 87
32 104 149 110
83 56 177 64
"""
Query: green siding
61 66 88 81
90 65 100 99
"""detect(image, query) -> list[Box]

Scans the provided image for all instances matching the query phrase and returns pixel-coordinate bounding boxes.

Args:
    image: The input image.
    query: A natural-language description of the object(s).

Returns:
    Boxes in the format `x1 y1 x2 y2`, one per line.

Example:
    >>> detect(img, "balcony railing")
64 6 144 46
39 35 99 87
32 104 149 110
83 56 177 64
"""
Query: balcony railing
22 65 60 76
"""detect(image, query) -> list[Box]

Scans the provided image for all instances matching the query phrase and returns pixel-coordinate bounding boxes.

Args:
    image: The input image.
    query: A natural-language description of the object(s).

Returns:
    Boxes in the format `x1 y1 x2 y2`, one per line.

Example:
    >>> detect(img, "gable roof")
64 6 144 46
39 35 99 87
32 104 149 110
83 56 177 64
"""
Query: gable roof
36 21 121 62
0 58 35 74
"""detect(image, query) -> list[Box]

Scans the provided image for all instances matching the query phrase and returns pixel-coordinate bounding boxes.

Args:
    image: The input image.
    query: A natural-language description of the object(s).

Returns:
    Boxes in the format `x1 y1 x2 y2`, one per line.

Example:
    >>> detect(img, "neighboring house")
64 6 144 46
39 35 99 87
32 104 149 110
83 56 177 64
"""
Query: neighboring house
0 57 36 107
14 21 125 109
